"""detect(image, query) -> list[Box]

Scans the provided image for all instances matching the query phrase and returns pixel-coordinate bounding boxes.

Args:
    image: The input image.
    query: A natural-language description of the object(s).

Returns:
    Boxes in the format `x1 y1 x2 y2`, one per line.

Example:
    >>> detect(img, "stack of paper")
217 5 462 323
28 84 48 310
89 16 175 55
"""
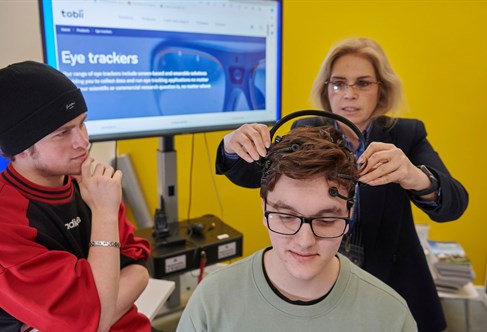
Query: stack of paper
426 240 476 293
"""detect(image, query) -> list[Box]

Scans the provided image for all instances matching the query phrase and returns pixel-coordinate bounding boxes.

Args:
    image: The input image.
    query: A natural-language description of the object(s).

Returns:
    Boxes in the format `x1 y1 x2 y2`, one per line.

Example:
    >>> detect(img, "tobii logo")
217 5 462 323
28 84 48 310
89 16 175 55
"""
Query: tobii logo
65 101 76 111
65 216 82 230
61 9 84 19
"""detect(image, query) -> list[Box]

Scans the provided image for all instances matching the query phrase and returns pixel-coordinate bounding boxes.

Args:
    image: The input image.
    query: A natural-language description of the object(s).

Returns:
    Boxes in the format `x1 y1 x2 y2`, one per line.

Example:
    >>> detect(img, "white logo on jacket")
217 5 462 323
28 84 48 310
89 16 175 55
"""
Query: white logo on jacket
65 216 82 230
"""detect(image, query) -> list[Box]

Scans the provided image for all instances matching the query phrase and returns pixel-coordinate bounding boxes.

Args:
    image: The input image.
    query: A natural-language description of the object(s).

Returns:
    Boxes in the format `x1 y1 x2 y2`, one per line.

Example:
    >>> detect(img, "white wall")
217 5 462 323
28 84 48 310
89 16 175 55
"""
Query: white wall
0 0 43 67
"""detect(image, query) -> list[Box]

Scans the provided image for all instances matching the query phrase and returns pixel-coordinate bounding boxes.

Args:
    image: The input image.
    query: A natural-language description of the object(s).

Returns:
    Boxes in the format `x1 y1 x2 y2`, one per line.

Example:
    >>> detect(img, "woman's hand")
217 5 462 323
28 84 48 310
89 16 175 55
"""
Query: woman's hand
357 142 432 191
223 123 271 163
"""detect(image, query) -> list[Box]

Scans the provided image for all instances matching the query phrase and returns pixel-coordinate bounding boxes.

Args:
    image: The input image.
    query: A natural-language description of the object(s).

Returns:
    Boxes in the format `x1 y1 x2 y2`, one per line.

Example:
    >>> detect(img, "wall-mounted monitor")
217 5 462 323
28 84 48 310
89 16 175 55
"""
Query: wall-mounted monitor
39 0 282 141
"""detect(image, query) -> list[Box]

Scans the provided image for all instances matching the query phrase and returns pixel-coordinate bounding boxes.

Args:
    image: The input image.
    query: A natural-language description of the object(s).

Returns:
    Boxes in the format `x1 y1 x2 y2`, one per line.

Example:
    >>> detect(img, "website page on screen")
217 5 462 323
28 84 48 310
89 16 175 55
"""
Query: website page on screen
41 0 281 140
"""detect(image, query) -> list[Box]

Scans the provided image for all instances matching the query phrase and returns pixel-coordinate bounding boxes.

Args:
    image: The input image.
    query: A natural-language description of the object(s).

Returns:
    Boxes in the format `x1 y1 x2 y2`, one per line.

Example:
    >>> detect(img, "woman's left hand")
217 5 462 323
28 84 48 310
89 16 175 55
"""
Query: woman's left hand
357 142 431 191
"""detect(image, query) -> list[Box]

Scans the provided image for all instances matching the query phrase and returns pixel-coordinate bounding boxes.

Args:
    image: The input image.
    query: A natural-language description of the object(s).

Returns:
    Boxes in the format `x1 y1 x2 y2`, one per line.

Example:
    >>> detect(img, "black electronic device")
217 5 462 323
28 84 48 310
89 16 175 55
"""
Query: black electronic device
153 196 170 239
152 196 185 247
187 222 206 236
269 110 365 147
261 110 366 184
136 215 243 278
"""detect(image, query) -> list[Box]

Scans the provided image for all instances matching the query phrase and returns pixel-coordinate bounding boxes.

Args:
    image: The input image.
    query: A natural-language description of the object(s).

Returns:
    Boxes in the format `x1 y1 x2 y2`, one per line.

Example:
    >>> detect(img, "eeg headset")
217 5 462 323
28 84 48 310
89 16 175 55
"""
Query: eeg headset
261 110 367 209
269 110 365 146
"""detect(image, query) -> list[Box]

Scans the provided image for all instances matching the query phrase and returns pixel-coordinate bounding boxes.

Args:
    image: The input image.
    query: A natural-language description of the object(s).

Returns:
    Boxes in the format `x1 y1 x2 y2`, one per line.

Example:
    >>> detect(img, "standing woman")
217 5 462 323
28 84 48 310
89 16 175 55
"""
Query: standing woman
215 38 468 332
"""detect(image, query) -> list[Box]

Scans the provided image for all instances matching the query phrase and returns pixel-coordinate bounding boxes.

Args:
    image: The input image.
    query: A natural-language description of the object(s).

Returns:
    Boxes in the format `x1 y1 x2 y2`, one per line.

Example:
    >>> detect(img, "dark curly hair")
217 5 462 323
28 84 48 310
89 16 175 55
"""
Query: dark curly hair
260 126 358 199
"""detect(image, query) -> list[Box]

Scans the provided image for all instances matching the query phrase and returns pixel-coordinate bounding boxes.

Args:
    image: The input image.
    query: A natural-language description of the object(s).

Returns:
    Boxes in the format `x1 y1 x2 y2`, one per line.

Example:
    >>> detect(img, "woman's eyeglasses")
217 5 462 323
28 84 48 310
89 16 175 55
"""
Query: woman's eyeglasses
325 80 381 94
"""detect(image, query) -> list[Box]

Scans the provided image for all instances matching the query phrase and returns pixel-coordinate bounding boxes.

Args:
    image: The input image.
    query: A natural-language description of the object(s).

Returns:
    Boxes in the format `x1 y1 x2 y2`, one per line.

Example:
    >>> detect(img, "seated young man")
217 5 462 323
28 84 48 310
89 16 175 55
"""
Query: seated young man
177 126 417 332
0 61 152 331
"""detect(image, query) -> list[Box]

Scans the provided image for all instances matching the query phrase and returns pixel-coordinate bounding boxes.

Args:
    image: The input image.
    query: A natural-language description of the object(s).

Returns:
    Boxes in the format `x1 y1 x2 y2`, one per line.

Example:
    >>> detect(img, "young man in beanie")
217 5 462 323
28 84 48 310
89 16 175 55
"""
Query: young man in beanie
0 61 153 332
177 126 417 332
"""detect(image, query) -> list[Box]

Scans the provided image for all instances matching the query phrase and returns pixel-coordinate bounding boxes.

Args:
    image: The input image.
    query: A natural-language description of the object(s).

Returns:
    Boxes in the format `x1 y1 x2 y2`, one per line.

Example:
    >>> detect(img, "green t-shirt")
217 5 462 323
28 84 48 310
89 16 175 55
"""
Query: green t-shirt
177 249 417 332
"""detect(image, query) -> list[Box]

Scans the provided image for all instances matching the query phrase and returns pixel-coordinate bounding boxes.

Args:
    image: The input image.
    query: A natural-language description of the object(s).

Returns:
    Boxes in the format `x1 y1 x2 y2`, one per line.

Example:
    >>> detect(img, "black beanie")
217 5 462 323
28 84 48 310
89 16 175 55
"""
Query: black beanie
0 61 87 156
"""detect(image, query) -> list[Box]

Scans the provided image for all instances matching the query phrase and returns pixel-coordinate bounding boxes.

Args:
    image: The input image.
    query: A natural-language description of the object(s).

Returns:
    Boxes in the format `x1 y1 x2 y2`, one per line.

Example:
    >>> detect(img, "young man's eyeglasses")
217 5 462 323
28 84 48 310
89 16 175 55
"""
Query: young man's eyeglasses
325 80 381 94
264 202 350 238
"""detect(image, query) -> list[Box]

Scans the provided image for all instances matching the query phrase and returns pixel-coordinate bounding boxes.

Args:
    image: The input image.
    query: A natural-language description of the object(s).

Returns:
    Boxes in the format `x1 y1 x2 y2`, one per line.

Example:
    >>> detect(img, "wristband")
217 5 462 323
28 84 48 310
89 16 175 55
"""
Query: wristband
89 240 121 248
409 165 439 196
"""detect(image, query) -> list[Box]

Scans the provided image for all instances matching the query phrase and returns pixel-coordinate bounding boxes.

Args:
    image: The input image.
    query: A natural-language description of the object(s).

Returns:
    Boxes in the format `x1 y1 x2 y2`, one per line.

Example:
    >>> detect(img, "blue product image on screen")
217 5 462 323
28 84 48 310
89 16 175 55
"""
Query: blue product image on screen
151 37 266 115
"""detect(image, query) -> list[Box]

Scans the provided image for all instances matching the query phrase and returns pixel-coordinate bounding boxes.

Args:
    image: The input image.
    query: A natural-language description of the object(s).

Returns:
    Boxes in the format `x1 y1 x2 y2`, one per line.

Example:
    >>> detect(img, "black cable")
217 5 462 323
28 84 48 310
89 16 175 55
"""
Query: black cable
186 133 195 221
113 140 118 170
184 236 205 273
203 133 224 220
269 110 365 147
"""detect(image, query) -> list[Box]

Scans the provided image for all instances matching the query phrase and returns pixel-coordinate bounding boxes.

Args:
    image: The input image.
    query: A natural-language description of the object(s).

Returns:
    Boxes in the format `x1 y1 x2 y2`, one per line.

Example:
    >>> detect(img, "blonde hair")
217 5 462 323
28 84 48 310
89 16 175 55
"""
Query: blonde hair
310 38 403 123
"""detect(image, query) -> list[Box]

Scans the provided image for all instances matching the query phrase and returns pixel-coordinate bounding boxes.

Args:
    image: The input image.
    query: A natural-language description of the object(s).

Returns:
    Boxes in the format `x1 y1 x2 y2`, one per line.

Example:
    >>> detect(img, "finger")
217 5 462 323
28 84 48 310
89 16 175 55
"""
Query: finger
112 169 123 181
357 144 376 164
92 163 103 176
224 125 256 154
359 167 387 185
92 163 111 176
240 140 265 160
79 157 94 178
233 144 259 163
224 127 250 154
242 125 269 157
358 142 391 163
359 147 394 174
359 157 386 175
102 165 116 177
101 165 120 179
360 160 399 185
255 124 271 149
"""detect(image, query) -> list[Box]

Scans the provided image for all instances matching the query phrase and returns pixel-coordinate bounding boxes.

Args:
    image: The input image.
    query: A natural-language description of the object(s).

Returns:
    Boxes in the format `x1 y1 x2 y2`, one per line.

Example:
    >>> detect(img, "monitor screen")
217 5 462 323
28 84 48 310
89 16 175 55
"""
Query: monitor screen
39 0 282 141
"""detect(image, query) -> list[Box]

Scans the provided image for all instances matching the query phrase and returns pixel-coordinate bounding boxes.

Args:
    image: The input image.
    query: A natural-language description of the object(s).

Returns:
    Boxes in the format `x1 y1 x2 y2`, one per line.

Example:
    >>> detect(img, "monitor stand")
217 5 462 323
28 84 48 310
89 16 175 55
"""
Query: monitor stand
154 135 184 308
153 135 185 246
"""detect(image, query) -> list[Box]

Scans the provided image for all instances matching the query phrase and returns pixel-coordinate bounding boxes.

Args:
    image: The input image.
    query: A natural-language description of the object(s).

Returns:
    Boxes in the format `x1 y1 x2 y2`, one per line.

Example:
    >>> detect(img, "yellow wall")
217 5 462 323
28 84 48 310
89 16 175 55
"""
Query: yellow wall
120 1 487 284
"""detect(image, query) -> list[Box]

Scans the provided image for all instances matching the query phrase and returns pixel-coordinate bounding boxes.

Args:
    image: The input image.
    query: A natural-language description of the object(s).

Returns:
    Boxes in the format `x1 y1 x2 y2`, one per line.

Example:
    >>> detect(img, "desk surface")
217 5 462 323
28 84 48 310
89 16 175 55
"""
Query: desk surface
135 278 175 320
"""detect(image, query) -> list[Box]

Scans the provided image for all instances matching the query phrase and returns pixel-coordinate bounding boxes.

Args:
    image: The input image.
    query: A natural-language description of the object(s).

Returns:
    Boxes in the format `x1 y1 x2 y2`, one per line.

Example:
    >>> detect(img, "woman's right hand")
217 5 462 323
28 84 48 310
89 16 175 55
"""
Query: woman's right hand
223 123 271 163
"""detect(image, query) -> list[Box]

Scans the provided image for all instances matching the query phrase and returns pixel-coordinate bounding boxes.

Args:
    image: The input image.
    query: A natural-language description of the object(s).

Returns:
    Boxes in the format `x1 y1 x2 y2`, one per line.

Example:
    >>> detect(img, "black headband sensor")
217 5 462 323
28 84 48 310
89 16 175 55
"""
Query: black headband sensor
260 109 365 185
